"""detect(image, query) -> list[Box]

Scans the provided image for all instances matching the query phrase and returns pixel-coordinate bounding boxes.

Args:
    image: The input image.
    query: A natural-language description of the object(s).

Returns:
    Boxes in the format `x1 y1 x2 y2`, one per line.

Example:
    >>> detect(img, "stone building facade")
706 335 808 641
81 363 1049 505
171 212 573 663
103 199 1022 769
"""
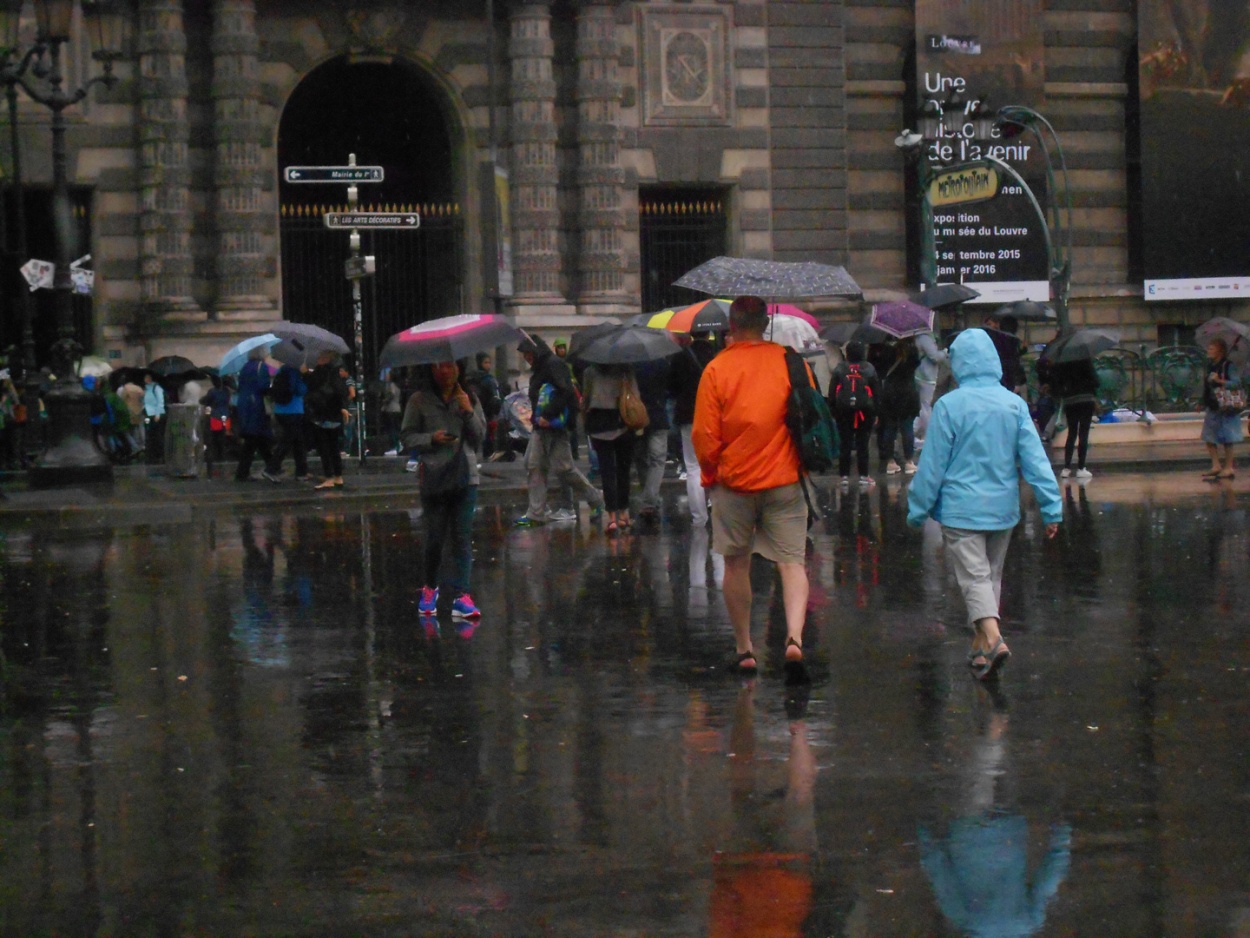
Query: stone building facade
3 0 1244 370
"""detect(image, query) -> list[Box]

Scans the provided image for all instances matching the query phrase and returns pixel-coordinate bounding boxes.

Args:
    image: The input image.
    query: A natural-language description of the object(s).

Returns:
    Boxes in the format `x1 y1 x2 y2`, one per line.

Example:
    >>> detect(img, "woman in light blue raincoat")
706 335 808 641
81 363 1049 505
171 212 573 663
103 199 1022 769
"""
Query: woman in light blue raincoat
907 328 1063 679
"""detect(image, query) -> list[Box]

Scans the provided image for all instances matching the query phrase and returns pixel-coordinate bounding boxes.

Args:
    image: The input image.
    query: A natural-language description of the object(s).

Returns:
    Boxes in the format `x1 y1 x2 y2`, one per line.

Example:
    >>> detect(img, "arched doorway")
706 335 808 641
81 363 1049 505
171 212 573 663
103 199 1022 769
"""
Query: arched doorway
277 57 463 376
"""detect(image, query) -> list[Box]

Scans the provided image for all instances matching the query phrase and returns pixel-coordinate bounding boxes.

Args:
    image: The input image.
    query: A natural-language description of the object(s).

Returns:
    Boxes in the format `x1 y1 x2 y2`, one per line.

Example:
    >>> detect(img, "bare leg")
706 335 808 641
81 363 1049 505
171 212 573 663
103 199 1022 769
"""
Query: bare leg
1206 442 1222 474
723 552 754 663
1222 444 1236 475
777 561 809 660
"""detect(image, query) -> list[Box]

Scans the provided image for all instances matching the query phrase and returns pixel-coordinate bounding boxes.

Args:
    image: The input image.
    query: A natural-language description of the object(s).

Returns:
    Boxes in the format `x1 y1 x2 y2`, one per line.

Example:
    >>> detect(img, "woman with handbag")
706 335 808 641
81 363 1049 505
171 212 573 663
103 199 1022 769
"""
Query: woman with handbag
1201 338 1243 481
581 362 641 532
401 360 486 619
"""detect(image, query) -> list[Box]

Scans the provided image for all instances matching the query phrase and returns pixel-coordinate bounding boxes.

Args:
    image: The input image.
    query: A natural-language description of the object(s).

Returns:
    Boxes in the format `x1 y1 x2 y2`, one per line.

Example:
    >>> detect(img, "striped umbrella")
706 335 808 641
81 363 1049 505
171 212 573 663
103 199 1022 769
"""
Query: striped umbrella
662 298 731 333
379 314 522 368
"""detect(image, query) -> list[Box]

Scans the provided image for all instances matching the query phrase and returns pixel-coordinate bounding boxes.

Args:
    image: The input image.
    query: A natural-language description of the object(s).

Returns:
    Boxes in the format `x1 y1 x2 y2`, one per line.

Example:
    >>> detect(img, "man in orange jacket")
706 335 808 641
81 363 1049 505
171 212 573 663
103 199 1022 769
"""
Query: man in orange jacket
693 295 808 674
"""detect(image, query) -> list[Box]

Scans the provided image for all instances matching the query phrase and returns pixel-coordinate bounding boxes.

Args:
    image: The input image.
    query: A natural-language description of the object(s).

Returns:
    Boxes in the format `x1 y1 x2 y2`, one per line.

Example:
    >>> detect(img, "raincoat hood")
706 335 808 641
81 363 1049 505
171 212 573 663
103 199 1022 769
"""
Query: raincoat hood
951 329 1004 388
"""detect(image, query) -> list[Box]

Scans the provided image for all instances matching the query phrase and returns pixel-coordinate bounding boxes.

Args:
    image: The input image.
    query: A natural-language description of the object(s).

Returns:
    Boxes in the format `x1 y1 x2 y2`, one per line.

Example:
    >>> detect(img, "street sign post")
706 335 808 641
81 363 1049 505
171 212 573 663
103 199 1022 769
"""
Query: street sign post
284 165 384 184
324 212 420 230
344 255 376 280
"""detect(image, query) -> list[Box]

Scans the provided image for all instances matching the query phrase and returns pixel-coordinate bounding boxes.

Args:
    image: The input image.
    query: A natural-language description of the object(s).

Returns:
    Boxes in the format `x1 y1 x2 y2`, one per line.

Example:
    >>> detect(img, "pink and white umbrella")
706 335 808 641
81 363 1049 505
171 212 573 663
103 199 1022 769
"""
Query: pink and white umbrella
768 304 820 328
379 314 522 368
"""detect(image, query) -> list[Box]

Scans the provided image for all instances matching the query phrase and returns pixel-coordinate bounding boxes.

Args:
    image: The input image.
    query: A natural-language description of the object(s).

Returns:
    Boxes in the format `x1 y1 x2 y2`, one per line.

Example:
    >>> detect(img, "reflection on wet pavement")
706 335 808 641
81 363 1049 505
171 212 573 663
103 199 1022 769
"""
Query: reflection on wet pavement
1 475 1249 935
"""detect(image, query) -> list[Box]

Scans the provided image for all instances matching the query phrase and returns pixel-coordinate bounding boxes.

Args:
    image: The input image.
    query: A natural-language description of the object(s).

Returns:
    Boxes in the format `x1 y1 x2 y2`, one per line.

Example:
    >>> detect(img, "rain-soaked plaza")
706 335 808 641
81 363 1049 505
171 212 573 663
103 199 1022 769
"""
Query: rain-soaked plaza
1 473 1248 937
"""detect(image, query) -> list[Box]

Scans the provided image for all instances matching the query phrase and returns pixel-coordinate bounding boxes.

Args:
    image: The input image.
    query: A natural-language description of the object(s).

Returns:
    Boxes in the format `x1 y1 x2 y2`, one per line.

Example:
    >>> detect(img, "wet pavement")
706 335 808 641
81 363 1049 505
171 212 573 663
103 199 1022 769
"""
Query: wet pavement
1 470 1249 936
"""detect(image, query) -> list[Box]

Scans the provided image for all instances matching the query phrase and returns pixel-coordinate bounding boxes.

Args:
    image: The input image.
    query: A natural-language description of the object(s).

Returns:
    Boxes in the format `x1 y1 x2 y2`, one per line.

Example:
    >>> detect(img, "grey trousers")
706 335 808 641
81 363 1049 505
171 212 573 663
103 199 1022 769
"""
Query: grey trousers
942 526 1013 626
525 428 604 520
637 427 667 511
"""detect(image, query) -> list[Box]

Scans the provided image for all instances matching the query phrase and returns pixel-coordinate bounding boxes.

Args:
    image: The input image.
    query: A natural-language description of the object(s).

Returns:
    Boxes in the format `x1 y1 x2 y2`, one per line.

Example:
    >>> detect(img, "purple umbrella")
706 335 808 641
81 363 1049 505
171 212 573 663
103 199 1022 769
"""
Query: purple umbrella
869 301 935 339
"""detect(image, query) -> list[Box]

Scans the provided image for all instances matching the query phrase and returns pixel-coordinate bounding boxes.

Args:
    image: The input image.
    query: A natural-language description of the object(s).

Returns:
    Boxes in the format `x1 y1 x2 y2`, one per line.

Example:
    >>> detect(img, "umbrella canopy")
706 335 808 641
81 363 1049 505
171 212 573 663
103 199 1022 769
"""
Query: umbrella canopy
379 314 522 369
148 354 200 378
995 300 1057 323
1196 317 1250 365
768 304 820 328
219 334 280 376
571 325 680 365
820 321 861 345
674 256 862 300
763 315 823 353
664 298 731 333
869 300 935 339
568 321 625 358
77 355 113 378
645 310 676 329
910 283 980 309
270 323 350 367
1039 328 1119 364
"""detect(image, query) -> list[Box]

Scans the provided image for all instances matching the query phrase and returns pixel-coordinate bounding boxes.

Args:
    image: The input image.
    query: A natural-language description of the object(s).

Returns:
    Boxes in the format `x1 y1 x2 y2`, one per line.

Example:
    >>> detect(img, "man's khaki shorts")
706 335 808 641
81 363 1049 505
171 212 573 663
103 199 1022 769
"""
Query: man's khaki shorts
710 482 807 564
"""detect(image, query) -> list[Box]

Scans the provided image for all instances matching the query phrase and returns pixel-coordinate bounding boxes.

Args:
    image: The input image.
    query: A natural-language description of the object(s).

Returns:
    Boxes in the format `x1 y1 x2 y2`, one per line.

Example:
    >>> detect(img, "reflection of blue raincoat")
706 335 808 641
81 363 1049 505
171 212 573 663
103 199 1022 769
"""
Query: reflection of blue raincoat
908 329 1061 530
919 816 1071 938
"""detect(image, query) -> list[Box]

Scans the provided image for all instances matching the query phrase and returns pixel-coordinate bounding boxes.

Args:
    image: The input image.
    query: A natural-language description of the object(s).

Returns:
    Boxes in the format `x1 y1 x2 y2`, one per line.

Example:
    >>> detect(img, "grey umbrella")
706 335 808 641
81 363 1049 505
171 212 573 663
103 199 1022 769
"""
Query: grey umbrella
674 256 862 300
910 283 980 309
270 322 351 367
995 300 1057 323
1039 328 1119 364
571 325 680 365
567 321 624 358
1196 317 1250 365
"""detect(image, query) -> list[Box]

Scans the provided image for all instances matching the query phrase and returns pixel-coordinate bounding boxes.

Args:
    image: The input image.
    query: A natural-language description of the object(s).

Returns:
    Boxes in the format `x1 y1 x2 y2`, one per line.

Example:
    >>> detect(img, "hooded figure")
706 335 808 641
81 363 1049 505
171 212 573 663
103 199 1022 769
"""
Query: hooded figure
518 333 577 427
908 329 1061 532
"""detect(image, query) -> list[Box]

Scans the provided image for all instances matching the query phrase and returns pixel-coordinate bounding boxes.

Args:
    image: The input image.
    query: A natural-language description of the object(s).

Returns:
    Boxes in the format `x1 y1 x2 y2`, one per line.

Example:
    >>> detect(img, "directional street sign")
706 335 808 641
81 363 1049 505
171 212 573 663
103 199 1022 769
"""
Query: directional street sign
284 165 384 184
324 212 421 230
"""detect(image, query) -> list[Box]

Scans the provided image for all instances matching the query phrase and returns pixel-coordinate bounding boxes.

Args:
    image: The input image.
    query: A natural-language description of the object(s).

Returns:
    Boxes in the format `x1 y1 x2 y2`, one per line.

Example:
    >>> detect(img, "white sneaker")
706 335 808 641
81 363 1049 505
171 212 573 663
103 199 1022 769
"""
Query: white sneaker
904 461 917 475
384 448 399 457
405 459 420 473
1075 468 1093 480
1060 468 1072 478
858 476 875 488
886 460 902 475
549 508 577 522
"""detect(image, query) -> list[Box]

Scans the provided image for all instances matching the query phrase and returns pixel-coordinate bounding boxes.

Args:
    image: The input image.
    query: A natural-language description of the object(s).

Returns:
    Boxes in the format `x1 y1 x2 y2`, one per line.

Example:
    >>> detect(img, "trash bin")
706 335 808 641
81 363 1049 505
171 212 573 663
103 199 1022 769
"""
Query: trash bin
165 402 203 478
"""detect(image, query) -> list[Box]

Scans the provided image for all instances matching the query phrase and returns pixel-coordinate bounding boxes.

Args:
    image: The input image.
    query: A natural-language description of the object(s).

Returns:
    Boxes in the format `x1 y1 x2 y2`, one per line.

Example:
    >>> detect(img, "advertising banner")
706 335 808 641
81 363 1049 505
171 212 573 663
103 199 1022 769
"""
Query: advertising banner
915 0 1050 304
1139 1 1250 300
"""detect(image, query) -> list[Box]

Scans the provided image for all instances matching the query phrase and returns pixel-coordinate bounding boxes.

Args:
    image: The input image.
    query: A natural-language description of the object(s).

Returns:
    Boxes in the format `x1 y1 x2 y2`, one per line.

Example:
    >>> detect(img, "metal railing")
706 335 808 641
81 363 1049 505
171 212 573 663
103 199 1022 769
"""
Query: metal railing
1026 345 1210 415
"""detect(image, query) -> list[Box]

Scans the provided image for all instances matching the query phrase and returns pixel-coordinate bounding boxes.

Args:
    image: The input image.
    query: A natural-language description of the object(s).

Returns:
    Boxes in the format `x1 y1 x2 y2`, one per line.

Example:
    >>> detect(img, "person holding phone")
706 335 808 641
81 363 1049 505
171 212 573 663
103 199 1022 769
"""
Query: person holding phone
401 360 486 620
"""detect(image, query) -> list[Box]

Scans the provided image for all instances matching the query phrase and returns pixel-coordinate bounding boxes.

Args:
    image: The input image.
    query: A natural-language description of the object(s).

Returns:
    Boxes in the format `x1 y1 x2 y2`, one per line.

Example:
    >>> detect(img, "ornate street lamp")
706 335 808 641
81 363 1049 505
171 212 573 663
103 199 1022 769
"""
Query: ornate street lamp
7 0 131 486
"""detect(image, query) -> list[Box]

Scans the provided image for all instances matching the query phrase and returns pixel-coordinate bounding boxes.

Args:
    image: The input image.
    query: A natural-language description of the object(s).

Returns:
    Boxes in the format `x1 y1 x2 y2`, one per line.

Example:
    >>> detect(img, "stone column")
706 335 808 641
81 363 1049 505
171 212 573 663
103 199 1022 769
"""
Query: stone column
136 0 199 316
211 0 271 315
508 4 565 306
573 3 625 310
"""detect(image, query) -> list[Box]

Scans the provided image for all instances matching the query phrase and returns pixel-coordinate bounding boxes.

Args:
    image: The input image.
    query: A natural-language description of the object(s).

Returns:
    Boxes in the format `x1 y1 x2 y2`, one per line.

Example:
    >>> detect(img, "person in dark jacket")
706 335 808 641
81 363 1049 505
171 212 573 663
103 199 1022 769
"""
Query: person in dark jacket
266 362 310 481
877 338 921 474
632 356 672 521
304 350 351 489
1049 355 1100 480
515 333 604 525
827 341 881 488
234 347 278 483
672 332 717 525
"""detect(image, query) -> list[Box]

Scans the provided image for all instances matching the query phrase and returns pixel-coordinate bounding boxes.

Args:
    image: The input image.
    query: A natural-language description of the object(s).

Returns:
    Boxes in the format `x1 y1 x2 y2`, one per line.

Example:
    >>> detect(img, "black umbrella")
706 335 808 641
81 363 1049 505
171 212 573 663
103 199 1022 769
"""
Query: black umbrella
910 283 980 309
571 325 680 365
567 321 624 358
148 355 200 379
674 256 862 300
1039 328 1119 364
820 321 862 345
271 323 351 367
995 300 1056 323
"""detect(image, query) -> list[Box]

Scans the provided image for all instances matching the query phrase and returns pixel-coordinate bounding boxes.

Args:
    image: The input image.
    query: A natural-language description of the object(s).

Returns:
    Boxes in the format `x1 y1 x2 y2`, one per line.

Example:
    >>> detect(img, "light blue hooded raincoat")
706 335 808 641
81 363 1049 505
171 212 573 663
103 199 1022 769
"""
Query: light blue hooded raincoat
908 329 1062 530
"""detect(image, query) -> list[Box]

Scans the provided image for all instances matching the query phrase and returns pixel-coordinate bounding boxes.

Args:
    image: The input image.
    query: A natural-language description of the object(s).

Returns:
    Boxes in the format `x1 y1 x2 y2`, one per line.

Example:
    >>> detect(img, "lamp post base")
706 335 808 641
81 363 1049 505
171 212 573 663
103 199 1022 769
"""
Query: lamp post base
28 378 113 488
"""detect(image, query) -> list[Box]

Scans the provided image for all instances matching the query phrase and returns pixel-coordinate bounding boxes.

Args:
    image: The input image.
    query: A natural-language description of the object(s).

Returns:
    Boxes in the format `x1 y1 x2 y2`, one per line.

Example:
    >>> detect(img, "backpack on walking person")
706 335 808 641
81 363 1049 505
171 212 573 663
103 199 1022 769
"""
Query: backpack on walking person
783 349 839 475
833 363 875 424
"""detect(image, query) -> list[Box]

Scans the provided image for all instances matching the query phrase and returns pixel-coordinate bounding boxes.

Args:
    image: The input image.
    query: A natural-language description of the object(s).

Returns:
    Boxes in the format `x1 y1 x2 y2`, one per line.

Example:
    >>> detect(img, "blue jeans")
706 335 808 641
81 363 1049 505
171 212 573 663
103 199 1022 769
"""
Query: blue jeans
422 485 477 595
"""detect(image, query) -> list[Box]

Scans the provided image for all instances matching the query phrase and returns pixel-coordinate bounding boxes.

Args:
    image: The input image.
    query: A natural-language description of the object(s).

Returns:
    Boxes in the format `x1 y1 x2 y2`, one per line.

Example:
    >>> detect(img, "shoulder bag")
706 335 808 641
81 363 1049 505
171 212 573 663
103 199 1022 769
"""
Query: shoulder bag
619 372 650 431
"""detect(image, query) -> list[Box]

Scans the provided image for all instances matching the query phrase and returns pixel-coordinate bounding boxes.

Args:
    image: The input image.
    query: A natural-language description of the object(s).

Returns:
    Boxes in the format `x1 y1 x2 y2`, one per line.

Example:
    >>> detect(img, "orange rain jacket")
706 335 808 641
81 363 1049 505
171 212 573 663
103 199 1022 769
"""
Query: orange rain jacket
692 340 802 493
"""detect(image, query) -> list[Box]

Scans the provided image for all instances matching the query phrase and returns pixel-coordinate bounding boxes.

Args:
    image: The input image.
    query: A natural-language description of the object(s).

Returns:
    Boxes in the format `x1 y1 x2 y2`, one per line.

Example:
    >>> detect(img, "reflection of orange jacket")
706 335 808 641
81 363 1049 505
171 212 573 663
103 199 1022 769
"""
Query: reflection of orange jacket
692 340 801 492
709 853 812 938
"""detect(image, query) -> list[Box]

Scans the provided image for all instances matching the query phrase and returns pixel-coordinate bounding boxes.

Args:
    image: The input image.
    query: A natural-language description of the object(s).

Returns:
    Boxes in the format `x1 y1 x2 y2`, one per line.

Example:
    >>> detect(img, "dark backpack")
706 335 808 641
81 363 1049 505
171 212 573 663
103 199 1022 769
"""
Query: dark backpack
834 364 875 418
783 349 839 475
270 366 295 405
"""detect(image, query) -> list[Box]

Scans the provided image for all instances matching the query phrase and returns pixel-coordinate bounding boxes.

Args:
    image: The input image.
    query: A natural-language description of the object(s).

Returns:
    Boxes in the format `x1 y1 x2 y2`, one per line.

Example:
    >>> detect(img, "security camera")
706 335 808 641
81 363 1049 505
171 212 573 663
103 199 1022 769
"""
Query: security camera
894 129 924 151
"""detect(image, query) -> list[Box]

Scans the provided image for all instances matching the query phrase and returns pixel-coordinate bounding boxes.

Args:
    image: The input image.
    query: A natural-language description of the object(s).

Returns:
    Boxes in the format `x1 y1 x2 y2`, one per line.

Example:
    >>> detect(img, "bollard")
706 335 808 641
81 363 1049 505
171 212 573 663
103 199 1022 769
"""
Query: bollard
164 403 204 478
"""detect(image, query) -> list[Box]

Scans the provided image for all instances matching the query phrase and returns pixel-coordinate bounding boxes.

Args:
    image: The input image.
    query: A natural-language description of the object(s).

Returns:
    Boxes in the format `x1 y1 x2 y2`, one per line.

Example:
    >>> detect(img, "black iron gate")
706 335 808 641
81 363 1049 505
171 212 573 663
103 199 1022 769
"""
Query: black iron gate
639 187 727 312
279 201 464 377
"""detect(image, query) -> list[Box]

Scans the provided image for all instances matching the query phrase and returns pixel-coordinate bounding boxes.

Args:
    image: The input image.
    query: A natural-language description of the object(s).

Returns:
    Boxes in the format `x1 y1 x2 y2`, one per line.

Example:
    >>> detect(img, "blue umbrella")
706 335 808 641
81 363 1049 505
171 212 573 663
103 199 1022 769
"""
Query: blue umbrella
219 333 279 375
